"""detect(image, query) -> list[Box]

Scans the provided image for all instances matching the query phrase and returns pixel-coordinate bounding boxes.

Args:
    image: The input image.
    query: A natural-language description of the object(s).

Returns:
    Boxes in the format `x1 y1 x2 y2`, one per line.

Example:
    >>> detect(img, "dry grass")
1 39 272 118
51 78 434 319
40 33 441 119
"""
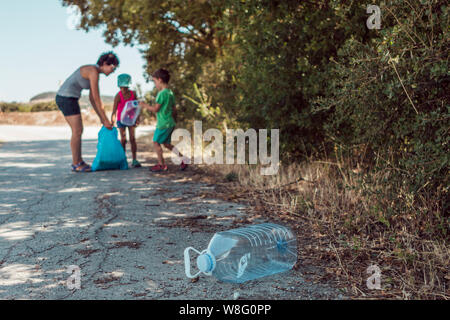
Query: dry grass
194 160 449 300
136 131 448 299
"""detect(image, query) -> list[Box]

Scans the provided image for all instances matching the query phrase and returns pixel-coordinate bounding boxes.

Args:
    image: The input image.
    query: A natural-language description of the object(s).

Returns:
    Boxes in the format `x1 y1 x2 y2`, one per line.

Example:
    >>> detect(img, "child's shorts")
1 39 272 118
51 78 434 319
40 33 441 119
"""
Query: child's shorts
153 127 174 144
116 120 135 129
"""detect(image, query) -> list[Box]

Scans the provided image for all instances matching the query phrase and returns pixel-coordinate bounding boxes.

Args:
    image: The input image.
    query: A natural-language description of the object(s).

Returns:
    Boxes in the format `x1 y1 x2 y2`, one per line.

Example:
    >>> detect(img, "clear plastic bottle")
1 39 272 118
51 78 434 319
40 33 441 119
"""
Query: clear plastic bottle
184 223 297 283
120 100 140 126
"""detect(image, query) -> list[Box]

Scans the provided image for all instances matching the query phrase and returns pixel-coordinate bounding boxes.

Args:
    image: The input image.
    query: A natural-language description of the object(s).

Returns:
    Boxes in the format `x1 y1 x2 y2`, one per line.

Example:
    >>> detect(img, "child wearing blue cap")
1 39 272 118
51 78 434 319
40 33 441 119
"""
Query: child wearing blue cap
111 73 141 168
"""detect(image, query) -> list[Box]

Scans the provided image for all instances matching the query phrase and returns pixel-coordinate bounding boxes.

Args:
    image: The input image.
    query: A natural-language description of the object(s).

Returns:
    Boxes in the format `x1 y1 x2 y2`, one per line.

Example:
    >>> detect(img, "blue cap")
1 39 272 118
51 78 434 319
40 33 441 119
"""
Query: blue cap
117 73 131 87
197 252 215 273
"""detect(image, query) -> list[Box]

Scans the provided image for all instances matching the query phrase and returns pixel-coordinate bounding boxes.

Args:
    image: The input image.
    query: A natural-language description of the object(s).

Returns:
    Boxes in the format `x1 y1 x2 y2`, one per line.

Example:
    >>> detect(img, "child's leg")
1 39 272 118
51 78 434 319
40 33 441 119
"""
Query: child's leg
163 143 181 156
153 141 164 165
163 143 189 163
128 126 137 160
119 127 127 151
163 143 174 152
164 143 188 170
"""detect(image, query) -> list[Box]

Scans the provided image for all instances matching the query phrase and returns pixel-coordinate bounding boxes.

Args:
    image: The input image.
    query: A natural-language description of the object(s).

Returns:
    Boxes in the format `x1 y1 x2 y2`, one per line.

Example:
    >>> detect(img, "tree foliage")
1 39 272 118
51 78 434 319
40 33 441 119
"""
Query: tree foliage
62 0 228 120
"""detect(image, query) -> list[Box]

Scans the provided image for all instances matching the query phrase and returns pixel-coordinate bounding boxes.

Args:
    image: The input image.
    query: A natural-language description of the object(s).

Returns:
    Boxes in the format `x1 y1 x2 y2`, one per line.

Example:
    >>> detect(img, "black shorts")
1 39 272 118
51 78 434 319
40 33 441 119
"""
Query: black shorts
55 95 81 116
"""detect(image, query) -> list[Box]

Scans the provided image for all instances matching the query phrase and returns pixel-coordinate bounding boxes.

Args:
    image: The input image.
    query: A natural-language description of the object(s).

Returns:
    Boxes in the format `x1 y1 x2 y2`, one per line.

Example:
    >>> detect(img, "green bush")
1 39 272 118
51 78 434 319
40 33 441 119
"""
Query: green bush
315 0 449 224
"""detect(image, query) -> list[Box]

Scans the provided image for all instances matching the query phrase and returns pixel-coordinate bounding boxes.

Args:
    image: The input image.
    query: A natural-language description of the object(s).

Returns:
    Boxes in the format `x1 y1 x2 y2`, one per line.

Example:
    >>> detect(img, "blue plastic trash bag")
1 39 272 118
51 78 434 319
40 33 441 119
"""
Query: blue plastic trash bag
91 126 128 171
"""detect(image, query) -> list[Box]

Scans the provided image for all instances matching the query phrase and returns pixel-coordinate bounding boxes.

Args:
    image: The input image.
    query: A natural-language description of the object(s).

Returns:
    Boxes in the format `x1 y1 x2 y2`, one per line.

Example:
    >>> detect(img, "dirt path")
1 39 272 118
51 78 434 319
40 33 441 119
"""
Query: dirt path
0 110 100 126
0 125 344 299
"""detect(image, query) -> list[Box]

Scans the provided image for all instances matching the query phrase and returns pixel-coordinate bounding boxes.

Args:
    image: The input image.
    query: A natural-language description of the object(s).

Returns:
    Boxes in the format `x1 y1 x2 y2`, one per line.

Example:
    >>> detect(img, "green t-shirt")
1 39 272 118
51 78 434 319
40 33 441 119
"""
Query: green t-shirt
155 88 176 129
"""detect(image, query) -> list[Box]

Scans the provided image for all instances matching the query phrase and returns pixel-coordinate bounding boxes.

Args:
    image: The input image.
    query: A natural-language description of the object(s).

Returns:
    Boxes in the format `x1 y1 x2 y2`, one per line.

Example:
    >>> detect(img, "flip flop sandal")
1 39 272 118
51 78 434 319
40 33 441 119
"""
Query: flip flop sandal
71 161 92 172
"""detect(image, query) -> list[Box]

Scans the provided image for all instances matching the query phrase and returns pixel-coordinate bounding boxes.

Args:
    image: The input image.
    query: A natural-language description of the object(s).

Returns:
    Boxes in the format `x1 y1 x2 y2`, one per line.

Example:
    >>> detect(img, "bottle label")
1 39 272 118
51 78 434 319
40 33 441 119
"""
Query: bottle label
237 253 251 278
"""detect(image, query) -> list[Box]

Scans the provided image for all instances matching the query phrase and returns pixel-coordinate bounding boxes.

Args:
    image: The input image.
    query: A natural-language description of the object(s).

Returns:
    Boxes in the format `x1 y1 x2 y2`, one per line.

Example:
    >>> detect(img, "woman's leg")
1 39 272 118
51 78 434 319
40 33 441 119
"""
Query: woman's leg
64 114 83 165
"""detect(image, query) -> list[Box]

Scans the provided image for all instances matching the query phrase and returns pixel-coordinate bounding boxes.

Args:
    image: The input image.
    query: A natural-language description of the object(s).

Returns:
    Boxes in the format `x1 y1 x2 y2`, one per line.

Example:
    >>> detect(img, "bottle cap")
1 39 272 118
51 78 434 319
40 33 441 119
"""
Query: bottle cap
197 252 215 273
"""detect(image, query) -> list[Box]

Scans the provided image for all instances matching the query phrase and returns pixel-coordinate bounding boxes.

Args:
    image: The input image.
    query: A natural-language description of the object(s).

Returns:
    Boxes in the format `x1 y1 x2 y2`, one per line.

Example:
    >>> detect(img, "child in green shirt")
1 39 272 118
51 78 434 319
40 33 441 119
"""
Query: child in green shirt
139 68 188 172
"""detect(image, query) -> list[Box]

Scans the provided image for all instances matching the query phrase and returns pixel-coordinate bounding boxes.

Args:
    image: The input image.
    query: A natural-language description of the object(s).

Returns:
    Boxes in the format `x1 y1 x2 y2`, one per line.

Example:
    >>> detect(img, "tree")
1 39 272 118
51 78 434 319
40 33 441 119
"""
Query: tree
220 0 376 157
62 0 229 120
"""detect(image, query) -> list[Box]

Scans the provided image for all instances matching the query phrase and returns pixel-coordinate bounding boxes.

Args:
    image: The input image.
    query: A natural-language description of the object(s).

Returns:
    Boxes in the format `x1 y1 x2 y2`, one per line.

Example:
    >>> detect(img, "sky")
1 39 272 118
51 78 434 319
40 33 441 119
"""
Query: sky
0 0 154 102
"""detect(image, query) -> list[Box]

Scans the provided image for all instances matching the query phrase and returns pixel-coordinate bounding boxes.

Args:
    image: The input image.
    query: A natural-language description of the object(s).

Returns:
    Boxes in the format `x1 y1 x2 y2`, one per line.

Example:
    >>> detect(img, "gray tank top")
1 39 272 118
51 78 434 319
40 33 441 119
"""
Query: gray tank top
57 64 98 98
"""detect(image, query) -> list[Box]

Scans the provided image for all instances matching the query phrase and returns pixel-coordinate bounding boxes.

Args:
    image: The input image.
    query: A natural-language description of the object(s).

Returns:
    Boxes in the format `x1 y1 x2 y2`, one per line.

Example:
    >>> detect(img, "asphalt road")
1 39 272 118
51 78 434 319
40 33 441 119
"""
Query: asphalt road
0 125 344 300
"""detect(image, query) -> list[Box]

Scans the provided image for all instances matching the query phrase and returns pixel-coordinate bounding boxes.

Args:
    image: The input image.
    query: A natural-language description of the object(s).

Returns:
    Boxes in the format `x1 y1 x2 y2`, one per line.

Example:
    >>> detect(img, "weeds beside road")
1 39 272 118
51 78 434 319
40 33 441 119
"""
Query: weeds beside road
174 157 449 299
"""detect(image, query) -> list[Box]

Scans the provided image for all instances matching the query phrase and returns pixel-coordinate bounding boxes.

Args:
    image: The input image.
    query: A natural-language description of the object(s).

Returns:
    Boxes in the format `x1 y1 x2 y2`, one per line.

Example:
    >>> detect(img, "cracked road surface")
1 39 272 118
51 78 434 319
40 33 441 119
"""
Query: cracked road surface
0 125 344 300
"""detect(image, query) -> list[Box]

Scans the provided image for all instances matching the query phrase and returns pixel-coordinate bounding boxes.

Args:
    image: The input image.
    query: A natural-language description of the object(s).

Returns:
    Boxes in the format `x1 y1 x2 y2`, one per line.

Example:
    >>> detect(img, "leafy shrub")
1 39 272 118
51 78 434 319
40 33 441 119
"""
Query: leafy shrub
314 0 449 231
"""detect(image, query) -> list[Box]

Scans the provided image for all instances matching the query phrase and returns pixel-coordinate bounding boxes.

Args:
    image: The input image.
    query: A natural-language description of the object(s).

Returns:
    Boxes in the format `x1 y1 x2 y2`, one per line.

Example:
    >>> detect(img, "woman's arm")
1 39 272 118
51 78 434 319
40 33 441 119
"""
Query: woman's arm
111 93 120 124
85 66 113 129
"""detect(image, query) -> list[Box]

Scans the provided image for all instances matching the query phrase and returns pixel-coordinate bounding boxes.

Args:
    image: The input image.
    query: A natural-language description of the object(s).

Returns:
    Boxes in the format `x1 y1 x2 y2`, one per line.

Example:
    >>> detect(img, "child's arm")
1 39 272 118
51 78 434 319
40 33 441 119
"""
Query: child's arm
172 104 177 123
111 93 120 124
134 91 141 126
135 113 141 126
139 101 161 113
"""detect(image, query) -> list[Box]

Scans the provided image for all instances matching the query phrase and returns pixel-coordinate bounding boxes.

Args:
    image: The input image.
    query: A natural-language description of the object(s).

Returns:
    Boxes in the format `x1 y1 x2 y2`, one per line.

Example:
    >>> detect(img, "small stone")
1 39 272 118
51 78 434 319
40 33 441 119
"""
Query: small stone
190 277 199 283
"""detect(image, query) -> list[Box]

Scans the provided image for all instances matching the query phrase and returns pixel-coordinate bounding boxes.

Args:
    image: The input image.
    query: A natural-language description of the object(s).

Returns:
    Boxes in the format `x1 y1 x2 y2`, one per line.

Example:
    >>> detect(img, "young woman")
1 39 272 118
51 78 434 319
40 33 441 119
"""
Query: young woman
55 52 119 172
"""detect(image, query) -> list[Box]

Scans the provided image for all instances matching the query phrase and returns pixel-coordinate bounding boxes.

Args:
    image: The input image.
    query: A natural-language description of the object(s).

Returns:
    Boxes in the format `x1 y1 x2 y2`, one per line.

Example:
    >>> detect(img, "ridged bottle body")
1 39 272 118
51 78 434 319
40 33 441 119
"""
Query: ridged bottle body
207 223 297 283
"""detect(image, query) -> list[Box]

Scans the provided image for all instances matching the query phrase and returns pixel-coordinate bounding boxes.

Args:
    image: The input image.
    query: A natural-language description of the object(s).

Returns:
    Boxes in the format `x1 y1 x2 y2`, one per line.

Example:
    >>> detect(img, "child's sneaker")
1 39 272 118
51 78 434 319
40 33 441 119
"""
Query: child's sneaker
150 164 168 172
132 159 142 168
180 161 188 171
